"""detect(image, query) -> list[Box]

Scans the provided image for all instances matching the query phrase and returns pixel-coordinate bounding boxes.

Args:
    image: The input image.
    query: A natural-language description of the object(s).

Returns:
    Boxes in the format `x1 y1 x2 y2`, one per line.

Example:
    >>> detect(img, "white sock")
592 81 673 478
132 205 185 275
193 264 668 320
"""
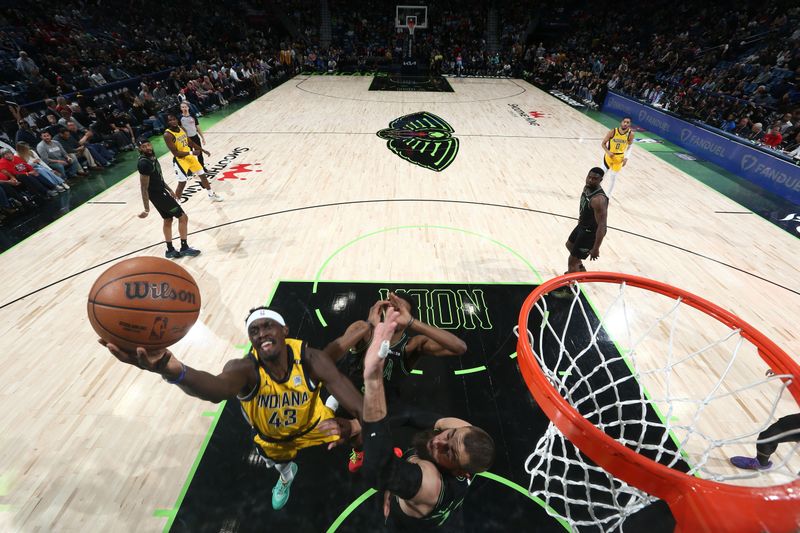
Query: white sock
275 461 296 483
605 171 617 198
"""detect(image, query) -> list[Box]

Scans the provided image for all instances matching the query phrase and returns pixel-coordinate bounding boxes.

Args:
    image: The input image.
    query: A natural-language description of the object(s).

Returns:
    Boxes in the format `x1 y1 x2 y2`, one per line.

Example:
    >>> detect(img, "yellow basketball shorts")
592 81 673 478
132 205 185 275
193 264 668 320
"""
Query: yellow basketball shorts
603 153 625 172
255 407 338 462
173 155 204 182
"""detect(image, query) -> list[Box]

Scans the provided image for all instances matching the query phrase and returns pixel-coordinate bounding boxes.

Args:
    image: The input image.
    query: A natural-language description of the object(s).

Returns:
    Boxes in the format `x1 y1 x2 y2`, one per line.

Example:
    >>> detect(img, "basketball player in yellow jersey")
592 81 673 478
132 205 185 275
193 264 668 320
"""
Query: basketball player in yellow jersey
600 116 634 198
99 307 364 511
164 114 223 203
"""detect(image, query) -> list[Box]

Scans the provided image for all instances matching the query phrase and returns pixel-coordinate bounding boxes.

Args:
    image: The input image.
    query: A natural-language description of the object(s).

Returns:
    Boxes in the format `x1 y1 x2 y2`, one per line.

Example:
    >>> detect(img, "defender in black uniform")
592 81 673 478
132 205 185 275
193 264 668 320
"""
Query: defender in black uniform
325 292 467 472
355 306 495 531
565 167 608 273
136 139 201 259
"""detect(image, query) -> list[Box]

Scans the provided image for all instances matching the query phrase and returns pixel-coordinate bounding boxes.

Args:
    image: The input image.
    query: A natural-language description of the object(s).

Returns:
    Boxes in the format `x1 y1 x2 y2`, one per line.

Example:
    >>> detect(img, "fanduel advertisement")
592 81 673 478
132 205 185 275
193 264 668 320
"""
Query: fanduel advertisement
603 91 800 205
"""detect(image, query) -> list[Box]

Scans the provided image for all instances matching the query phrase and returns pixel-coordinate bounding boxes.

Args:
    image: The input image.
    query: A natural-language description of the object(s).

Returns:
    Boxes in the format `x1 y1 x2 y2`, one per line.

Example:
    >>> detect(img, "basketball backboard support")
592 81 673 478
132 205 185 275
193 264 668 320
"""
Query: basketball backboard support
396 5 428 29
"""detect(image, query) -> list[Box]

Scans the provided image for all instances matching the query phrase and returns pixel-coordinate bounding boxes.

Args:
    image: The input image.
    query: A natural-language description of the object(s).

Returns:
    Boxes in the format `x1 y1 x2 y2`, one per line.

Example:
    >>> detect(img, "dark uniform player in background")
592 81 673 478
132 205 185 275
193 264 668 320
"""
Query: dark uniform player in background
136 139 201 258
565 167 608 273
324 292 467 472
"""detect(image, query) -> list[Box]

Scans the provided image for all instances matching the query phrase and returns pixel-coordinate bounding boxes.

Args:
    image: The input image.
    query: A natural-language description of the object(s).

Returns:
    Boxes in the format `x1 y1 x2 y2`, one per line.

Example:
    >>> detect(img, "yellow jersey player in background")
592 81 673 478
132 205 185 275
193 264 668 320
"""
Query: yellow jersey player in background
98 306 364 511
601 116 634 198
164 113 223 202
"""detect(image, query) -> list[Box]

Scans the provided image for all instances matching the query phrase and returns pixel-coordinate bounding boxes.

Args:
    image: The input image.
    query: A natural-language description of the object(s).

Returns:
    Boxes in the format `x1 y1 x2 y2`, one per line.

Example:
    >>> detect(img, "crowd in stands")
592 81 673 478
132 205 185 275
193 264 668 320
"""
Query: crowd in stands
0 0 302 222
1 1 798 222
523 1 800 158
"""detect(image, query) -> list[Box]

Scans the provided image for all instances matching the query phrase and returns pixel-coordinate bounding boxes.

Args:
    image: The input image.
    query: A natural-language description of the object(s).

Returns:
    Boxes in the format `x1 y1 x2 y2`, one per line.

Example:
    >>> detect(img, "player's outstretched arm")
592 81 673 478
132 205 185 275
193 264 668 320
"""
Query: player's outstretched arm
323 320 372 363
389 292 467 357
99 339 255 403
306 347 364 419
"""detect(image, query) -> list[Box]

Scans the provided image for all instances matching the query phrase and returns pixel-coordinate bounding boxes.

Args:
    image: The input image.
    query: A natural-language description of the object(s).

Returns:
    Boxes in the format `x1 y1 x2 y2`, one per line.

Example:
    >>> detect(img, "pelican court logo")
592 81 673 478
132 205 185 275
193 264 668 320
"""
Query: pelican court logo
376 112 459 172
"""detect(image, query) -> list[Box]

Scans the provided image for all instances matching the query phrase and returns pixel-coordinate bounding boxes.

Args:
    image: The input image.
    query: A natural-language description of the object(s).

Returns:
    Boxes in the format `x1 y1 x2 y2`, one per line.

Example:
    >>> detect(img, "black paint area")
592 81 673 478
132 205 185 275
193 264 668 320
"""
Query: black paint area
171 282 676 532
369 72 454 92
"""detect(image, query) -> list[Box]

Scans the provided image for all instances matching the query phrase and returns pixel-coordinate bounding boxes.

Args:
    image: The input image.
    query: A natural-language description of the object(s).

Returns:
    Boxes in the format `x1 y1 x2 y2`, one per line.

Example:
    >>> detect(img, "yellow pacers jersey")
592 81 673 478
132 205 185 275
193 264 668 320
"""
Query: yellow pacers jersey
169 126 190 156
239 338 330 445
608 127 631 155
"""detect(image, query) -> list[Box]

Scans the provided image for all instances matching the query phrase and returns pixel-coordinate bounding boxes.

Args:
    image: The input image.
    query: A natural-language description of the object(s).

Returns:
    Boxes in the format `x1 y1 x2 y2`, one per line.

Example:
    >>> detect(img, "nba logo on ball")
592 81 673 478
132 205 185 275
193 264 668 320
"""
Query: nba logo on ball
87 257 202 351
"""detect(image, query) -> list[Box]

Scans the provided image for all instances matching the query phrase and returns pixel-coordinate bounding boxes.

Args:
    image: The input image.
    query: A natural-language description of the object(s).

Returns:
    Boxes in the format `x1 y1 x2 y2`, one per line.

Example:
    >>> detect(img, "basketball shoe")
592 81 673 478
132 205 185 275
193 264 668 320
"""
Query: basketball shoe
272 462 298 510
179 246 201 257
730 456 772 470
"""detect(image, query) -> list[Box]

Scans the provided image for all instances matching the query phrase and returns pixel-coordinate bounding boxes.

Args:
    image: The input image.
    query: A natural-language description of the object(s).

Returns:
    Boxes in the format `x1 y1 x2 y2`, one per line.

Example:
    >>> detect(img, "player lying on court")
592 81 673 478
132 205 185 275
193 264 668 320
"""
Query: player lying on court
99 307 363 511
322 306 494 530
323 292 468 472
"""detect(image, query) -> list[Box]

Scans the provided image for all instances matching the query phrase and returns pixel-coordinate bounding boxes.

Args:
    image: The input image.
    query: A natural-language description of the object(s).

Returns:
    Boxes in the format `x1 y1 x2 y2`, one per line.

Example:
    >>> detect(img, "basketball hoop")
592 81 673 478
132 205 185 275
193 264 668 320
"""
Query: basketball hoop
406 16 416 37
517 272 800 532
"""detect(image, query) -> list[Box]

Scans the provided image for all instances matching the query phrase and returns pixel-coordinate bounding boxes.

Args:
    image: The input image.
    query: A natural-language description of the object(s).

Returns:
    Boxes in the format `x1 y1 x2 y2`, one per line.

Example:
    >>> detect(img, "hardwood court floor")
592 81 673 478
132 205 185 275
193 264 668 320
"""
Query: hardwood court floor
0 76 798 531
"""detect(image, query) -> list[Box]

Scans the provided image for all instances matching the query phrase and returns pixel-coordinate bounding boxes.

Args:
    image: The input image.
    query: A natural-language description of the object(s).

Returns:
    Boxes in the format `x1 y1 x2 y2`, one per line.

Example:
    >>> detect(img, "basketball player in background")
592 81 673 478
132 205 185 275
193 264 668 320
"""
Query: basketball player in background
565 167 608 273
333 306 494 530
136 139 201 258
99 307 364 511
179 101 206 166
164 114 223 202
600 116 634 197
324 292 467 472
729 412 800 472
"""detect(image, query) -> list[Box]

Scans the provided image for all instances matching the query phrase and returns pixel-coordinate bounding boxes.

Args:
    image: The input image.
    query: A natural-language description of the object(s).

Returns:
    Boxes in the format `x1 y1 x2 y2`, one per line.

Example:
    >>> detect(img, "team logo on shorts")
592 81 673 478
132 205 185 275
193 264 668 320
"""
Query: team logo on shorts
376 112 459 172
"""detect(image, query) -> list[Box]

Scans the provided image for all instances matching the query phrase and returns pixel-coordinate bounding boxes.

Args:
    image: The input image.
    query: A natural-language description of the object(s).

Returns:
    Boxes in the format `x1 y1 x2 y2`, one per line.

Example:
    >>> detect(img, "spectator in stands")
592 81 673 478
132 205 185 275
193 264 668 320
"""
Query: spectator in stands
15 142 70 191
57 128 101 171
16 51 39 80
762 124 783 148
0 95 21 140
65 122 114 168
734 117 752 137
36 131 85 179
0 148 59 198
747 122 765 142
15 121 39 146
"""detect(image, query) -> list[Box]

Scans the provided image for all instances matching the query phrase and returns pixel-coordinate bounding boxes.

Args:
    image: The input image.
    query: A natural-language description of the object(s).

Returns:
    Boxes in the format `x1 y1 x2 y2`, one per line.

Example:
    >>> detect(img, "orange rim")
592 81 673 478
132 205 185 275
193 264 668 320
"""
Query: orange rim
517 272 800 532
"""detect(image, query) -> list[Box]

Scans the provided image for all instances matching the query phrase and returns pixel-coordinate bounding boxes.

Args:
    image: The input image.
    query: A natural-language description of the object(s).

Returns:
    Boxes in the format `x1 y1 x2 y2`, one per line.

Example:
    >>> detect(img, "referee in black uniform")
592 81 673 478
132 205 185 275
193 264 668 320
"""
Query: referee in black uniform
136 138 201 259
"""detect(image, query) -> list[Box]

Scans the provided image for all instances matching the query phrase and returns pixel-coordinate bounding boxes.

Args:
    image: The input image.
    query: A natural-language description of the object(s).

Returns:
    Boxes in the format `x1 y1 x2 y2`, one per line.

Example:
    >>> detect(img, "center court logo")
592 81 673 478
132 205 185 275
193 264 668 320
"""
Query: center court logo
376 112 459 172
180 147 254 202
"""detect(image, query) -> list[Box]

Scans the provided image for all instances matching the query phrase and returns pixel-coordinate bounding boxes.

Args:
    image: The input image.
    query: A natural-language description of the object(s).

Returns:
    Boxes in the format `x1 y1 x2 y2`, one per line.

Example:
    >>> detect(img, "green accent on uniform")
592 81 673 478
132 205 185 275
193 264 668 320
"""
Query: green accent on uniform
315 308 328 327
411 369 424 375
454 366 486 375
325 488 378 532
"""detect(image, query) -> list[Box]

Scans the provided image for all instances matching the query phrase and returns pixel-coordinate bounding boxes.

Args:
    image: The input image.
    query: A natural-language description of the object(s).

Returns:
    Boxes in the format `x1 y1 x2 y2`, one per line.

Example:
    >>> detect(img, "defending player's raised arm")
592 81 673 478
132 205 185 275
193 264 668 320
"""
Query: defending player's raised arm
323 320 372 363
389 292 467 357
305 347 364 420
99 339 256 403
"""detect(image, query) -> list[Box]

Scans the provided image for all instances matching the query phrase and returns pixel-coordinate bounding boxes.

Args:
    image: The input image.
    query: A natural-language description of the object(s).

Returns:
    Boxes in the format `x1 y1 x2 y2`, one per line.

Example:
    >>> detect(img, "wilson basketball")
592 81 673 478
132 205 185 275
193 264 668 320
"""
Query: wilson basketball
87 257 201 351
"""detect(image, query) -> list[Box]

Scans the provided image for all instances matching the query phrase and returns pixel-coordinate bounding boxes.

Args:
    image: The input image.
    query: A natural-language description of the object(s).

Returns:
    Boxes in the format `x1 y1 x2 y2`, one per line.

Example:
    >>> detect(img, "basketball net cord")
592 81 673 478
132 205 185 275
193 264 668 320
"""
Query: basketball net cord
513 280 799 532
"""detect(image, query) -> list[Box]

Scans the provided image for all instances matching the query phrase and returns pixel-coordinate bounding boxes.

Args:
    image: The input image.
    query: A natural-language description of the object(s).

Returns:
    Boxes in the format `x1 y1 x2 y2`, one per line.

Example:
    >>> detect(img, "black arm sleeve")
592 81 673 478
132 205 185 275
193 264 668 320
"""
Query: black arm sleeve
361 418 423 500
387 402 443 430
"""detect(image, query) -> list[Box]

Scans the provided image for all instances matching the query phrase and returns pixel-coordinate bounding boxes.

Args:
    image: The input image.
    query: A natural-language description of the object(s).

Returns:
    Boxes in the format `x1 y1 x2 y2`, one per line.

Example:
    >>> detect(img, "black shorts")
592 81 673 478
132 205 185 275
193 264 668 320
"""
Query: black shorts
150 190 185 219
568 225 596 259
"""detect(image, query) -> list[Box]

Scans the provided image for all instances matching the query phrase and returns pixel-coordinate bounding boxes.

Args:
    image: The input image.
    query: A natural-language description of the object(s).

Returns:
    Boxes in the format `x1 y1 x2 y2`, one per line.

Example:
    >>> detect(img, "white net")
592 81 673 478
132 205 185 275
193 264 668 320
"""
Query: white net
516 279 800 532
